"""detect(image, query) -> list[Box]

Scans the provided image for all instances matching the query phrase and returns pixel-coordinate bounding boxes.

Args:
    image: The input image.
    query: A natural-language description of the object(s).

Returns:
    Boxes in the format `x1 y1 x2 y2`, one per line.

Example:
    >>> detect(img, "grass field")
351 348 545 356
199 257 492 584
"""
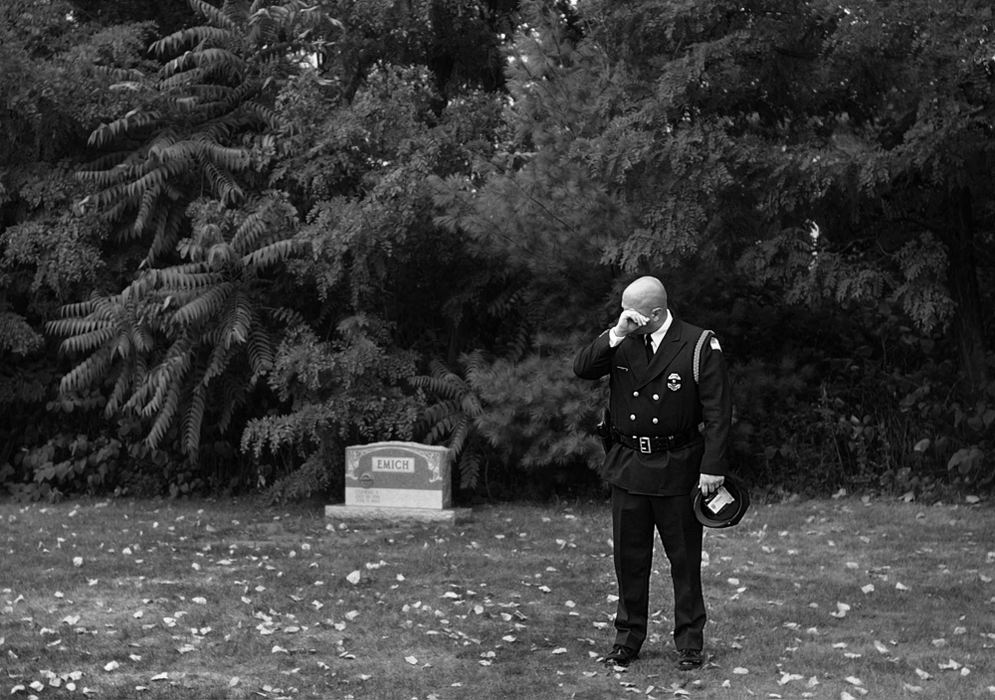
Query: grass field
1 494 993 699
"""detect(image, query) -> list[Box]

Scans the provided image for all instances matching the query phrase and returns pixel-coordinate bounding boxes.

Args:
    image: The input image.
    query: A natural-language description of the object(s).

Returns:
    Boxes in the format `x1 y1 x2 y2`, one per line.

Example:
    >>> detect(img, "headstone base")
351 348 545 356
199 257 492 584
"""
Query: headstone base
325 504 472 525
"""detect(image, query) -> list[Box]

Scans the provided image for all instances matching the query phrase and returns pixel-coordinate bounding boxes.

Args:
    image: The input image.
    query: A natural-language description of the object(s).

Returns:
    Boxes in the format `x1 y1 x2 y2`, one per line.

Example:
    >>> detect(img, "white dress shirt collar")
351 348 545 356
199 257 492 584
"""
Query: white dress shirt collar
647 310 673 352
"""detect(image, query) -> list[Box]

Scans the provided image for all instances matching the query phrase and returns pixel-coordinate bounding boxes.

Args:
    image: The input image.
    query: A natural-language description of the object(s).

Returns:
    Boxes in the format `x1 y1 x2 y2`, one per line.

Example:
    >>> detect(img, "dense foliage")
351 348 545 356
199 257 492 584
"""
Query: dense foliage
1 0 992 503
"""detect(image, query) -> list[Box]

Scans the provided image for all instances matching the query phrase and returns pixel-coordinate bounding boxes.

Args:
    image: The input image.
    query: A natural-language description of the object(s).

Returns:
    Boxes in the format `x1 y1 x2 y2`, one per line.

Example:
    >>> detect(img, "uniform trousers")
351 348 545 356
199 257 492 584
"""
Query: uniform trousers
611 484 706 653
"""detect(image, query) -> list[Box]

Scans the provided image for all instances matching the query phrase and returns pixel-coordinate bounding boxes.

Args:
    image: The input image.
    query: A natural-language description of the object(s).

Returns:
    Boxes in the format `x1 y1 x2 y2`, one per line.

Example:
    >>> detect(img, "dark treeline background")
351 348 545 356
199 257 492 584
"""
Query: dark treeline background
1 0 992 503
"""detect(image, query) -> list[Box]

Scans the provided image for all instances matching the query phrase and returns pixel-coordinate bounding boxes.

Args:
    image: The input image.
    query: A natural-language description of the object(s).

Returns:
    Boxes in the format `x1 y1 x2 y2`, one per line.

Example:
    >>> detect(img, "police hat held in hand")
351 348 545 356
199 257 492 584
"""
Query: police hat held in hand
692 474 750 528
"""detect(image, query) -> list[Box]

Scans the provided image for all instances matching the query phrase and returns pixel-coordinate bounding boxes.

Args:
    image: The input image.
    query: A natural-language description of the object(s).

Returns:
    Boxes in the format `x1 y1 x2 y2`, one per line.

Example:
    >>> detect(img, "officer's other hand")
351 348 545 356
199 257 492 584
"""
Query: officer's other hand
613 309 649 337
699 473 724 496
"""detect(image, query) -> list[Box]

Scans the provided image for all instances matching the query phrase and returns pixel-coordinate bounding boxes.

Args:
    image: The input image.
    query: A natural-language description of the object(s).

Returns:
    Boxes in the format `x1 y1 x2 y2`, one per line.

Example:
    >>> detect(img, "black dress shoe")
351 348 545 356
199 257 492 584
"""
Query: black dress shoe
677 648 703 670
604 645 639 667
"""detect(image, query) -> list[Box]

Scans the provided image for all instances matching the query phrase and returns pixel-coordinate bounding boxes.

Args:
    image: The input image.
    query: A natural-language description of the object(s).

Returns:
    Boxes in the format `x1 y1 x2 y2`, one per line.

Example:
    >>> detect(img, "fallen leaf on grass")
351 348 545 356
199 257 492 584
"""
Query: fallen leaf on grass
103 661 119 672
830 602 851 618
346 570 361 585
778 672 803 685
551 648 567 655
405 655 419 665
914 668 932 680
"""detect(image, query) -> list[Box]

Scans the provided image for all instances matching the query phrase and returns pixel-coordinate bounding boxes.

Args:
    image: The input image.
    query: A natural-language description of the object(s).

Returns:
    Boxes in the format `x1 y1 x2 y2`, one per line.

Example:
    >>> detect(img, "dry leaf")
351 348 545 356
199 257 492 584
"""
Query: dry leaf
830 602 851 618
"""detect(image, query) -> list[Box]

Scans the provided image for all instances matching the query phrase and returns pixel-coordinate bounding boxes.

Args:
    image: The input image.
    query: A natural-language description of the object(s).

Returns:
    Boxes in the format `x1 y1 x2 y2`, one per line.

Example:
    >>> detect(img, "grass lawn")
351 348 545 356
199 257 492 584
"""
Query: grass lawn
1 494 993 699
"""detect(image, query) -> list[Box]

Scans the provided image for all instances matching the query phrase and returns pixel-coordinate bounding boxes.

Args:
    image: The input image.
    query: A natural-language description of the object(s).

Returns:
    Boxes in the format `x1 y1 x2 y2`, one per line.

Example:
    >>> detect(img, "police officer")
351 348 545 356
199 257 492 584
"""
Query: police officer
574 276 731 670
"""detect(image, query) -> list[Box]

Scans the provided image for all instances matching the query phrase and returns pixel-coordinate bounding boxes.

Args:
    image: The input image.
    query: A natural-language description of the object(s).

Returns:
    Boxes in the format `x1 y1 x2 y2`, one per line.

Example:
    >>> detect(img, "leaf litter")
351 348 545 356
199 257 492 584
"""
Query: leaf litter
3 498 994 698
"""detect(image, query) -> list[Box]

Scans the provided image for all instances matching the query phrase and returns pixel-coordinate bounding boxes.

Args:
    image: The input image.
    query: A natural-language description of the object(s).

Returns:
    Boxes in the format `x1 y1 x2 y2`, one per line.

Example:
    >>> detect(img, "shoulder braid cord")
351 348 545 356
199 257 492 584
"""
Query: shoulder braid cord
693 329 714 435
692 329 713 384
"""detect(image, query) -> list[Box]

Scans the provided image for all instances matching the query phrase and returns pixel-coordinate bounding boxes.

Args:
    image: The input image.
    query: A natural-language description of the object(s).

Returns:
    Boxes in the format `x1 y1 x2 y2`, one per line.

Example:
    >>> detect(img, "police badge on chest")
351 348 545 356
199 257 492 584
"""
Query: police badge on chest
667 372 682 391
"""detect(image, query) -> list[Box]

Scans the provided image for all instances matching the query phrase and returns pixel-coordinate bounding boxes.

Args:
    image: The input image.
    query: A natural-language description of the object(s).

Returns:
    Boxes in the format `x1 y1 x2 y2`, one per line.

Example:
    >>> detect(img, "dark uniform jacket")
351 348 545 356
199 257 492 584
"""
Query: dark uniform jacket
574 318 732 496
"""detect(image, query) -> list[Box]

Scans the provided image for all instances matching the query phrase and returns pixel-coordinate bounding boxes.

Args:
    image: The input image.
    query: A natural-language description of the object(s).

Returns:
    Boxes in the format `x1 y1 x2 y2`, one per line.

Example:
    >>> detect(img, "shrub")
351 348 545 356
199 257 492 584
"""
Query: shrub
413 341 606 500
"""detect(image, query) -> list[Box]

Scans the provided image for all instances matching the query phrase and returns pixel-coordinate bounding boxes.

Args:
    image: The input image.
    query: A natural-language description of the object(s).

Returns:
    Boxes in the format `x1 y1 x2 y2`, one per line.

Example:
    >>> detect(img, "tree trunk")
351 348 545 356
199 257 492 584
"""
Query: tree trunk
946 188 989 396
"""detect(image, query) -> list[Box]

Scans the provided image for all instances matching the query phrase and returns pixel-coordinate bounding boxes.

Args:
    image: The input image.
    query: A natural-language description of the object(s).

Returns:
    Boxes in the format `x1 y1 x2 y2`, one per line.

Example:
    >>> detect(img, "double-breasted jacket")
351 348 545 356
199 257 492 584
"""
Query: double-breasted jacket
574 317 732 496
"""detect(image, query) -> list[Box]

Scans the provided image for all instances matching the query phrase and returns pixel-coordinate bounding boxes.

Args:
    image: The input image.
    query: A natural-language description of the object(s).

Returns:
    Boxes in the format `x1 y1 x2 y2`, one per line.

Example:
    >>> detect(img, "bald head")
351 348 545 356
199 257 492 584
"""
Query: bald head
620 276 668 334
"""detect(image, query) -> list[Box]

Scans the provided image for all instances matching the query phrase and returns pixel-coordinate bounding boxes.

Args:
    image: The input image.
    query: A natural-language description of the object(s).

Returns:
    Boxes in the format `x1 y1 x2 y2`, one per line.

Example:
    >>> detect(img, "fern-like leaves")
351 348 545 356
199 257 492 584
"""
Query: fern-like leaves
410 352 488 486
78 0 337 260
49 192 303 456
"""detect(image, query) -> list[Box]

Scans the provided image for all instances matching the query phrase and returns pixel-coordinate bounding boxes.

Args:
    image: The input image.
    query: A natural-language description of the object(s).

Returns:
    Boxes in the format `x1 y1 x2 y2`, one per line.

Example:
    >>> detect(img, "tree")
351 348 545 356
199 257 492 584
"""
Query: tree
427 0 992 490
1 1 156 488
571 0 994 393
50 0 341 459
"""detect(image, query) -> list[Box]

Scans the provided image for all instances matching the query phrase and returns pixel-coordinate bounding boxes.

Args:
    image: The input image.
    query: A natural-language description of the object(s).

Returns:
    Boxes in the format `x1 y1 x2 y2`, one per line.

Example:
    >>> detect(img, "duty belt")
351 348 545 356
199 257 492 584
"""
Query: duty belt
614 429 702 454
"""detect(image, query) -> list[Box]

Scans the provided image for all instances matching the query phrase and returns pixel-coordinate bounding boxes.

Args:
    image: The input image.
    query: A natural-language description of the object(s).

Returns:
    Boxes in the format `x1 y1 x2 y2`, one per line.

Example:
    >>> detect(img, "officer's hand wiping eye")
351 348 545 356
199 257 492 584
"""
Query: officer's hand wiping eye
614 309 649 337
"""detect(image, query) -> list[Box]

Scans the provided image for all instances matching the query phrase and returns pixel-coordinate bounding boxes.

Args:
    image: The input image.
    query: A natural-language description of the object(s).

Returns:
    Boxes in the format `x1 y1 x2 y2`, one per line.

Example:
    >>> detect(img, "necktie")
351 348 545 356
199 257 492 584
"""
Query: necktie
644 334 654 361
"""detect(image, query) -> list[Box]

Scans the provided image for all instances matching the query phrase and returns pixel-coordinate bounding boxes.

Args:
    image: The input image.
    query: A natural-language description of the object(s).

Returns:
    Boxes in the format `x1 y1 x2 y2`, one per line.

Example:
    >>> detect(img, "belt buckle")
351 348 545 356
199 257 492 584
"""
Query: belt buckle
638 436 652 454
